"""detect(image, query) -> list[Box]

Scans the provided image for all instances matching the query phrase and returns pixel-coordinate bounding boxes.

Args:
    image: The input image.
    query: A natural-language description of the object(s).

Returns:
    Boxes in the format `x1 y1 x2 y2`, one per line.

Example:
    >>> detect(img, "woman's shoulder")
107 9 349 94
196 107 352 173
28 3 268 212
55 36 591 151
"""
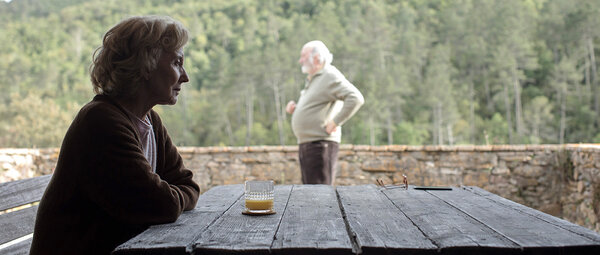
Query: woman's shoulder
74 95 130 127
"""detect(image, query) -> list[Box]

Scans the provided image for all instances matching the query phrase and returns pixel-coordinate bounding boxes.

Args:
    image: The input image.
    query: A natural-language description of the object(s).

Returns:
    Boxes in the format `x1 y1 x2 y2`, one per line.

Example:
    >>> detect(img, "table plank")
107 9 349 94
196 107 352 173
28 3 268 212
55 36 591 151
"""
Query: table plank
383 186 520 254
271 185 354 255
0 206 38 245
464 186 600 243
0 237 32 255
113 185 243 255
336 185 438 255
193 185 293 254
433 187 600 254
0 175 51 211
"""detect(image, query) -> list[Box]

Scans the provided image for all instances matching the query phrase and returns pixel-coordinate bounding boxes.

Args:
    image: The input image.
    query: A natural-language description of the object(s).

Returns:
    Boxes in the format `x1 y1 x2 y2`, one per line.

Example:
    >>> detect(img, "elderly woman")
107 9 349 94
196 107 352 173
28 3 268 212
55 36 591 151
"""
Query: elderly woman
30 16 200 254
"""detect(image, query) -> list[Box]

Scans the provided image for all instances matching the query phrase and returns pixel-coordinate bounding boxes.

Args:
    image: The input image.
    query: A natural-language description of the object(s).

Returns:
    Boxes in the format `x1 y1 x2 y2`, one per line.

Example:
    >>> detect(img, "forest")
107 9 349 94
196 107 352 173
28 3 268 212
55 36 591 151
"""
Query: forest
1 0 600 148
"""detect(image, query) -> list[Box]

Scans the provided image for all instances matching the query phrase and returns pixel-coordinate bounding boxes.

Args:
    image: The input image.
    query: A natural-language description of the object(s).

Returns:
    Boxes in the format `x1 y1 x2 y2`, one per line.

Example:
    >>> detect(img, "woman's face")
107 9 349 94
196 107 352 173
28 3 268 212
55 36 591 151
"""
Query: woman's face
146 48 189 105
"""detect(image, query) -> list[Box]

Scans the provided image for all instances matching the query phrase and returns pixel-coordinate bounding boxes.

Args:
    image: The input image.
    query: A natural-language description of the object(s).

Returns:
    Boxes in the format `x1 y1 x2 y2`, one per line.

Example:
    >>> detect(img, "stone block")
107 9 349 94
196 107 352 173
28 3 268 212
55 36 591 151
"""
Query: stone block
339 144 354 150
337 161 362 178
192 169 211 194
371 146 388 152
409 151 433 161
578 181 585 194
376 152 396 157
463 171 490 186
498 152 533 162
356 151 375 157
531 152 554 165
236 153 269 164
581 168 600 183
337 149 356 158
285 152 298 160
361 159 400 172
228 147 249 153
513 165 546 178
440 167 461 175
281 145 298 152
213 153 231 162
397 156 419 172
387 145 408 152
516 177 538 187
438 152 497 170
354 145 371 151
491 167 510 175
267 151 286 162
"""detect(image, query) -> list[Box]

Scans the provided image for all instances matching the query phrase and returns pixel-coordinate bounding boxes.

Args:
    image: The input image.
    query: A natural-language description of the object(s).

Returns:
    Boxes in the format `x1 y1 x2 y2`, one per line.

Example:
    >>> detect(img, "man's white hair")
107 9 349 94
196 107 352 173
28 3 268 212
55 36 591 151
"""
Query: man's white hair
303 40 333 66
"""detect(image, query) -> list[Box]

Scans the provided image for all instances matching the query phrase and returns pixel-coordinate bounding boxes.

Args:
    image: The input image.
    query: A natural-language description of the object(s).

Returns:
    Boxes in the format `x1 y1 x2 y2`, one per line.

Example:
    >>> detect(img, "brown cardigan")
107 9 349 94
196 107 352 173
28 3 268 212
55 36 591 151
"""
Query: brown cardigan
30 95 200 255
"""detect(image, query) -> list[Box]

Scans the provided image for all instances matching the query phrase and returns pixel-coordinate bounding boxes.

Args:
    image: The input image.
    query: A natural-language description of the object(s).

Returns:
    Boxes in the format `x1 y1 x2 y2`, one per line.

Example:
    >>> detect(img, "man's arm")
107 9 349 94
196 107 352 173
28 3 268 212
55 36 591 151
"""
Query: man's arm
330 80 365 126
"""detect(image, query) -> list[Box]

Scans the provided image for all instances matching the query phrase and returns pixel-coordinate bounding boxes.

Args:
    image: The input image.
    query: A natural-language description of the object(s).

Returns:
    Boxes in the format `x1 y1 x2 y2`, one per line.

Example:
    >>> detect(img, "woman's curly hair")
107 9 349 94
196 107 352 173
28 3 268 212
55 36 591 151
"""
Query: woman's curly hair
90 16 188 97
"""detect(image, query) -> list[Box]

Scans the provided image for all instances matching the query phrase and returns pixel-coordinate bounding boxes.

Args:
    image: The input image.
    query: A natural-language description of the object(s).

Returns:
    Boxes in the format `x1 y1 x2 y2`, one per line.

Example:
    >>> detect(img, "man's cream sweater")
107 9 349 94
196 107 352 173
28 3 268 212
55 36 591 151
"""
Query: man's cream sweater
291 65 364 144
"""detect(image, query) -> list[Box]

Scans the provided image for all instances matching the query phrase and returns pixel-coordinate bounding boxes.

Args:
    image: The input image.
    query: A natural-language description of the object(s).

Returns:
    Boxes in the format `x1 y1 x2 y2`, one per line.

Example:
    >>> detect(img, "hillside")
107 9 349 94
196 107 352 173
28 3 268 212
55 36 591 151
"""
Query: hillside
1 0 600 147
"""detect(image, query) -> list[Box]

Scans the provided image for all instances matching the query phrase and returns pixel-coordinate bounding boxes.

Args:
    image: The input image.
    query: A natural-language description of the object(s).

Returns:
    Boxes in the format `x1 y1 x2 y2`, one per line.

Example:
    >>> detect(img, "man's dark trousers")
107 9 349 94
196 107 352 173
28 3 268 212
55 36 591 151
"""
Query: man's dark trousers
298 140 339 185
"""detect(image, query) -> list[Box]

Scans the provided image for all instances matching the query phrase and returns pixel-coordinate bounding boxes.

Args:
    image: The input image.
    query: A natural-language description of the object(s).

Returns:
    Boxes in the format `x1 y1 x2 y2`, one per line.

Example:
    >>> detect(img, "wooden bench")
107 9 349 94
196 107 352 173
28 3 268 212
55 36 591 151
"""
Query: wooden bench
0 175 52 255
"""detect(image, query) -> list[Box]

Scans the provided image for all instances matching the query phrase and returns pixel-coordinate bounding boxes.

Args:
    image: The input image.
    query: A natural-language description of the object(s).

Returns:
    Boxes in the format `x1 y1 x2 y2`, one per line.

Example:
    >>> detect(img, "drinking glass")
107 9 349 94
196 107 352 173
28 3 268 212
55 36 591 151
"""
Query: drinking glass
244 180 274 213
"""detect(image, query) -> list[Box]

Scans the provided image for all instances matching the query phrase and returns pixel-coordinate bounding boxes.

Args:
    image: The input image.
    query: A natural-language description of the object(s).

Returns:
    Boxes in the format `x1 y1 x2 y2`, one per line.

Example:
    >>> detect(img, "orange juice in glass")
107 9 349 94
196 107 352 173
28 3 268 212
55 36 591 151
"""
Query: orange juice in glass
244 180 274 214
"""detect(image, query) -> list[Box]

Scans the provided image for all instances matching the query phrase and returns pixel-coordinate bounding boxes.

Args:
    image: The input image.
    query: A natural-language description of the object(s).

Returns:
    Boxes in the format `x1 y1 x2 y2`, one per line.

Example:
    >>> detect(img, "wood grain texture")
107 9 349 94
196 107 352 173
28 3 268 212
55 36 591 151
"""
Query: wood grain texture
336 185 438 255
464 186 600 243
113 184 244 255
193 185 293 254
383 186 520 254
0 237 32 255
112 184 600 255
0 206 38 245
0 175 51 211
451 186 600 254
271 185 354 255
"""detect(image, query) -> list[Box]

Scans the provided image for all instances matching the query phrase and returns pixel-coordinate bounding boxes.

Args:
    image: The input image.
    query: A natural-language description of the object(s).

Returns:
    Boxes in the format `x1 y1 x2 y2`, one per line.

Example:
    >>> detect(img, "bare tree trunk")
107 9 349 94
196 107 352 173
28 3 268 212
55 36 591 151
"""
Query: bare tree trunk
532 111 540 144
588 37 599 126
469 80 475 144
272 80 285 145
559 95 566 144
503 82 513 144
245 83 254 146
432 105 438 145
74 28 83 61
512 68 524 137
369 117 375 146
437 102 443 145
558 71 567 144
482 67 494 113
386 111 393 145
225 113 234 145
583 51 590 102
447 124 454 146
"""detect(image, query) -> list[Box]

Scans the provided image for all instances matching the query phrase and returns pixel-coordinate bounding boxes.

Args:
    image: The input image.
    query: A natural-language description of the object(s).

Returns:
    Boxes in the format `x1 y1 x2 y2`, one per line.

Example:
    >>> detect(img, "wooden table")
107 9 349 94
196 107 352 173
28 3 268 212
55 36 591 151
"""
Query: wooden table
113 184 600 254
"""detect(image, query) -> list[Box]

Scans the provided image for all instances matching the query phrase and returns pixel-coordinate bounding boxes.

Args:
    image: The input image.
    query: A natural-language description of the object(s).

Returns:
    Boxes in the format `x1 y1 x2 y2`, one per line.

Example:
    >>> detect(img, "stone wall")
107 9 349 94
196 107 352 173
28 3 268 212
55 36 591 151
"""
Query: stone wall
1 144 598 232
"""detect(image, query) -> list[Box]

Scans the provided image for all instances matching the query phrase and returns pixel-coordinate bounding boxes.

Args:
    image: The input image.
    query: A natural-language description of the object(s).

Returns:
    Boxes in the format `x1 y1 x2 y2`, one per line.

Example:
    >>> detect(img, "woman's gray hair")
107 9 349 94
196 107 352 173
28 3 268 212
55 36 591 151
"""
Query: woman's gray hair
90 15 189 97
303 40 333 66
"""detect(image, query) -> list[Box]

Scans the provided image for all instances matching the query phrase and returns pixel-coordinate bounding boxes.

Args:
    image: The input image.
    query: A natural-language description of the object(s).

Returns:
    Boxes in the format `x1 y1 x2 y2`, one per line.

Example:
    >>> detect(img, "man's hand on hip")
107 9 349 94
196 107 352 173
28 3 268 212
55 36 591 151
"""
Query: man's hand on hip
325 120 337 134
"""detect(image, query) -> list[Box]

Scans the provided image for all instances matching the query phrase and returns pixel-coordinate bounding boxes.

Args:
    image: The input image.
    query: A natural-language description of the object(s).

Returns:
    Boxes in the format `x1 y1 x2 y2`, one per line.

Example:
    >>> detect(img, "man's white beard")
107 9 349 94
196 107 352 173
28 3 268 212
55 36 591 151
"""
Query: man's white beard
301 62 312 74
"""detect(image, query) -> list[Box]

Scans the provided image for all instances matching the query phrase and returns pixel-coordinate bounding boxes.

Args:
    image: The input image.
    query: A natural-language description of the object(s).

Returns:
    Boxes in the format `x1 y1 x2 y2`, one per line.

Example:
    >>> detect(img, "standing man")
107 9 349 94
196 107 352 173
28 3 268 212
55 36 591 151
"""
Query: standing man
286 40 364 185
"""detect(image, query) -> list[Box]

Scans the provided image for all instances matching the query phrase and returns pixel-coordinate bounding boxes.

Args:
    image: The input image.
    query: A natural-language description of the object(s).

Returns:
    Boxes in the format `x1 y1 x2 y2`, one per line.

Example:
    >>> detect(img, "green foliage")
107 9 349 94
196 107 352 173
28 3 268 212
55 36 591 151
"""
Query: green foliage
0 92 78 148
1 0 600 148
394 122 430 145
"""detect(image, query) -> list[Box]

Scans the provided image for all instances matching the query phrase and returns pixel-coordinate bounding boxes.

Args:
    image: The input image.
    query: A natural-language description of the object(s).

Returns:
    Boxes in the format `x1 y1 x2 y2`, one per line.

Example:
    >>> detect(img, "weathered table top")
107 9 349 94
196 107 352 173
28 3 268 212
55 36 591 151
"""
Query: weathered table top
114 184 600 254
